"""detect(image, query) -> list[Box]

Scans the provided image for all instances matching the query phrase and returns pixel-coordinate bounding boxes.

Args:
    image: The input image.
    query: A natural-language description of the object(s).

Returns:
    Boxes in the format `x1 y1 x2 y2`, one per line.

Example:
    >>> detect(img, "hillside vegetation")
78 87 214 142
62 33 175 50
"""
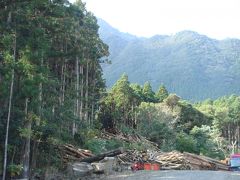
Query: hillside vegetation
0 0 108 178
98 18 240 101
1 1 240 179
98 74 240 160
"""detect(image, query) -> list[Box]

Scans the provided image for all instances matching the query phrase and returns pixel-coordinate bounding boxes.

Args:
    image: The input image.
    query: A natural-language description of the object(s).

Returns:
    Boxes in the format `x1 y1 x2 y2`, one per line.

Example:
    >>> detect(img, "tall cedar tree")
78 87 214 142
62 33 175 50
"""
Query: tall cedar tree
0 0 108 179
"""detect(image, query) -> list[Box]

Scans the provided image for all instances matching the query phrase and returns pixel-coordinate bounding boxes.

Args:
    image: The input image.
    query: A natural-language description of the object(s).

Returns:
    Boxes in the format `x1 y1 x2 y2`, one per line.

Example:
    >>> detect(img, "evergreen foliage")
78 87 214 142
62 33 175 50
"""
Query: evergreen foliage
142 81 156 102
156 85 169 102
99 74 240 159
0 0 108 178
0 2 240 178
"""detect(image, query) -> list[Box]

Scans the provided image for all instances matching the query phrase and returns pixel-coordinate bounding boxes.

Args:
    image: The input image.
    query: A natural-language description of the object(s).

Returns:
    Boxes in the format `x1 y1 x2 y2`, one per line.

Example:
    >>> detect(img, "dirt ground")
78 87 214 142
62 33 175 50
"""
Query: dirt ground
103 170 240 180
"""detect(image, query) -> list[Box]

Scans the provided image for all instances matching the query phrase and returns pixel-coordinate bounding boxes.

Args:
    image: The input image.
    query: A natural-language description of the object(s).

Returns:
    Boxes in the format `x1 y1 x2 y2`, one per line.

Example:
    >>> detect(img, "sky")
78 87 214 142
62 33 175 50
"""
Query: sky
70 0 240 40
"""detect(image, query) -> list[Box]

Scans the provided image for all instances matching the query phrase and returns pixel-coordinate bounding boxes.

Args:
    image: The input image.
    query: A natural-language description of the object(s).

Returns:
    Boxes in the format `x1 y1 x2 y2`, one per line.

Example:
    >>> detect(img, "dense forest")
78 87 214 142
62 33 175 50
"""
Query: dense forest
0 0 108 179
0 0 240 179
98 18 240 101
99 74 240 159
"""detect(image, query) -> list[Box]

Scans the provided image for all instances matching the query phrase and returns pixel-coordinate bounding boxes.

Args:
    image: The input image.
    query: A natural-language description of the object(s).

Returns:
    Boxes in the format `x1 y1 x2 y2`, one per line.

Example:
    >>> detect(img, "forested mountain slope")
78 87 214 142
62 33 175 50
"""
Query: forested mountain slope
98 18 240 101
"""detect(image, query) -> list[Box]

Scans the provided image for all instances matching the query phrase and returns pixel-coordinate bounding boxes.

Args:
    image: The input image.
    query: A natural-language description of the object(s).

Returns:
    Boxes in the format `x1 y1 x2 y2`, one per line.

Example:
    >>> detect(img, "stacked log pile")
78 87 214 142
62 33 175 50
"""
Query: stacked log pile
59 144 228 171
80 148 124 163
184 152 229 171
117 150 145 164
154 151 190 170
117 150 228 171
117 149 161 164
100 131 159 150
154 151 229 171
100 131 141 143
59 144 94 163
59 144 123 164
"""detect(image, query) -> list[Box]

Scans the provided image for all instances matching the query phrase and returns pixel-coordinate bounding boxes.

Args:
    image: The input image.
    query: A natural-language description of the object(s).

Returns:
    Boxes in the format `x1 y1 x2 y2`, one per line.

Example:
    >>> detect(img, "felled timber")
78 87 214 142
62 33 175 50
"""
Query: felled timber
80 148 124 163
154 151 190 170
154 151 229 170
184 152 229 171
59 144 94 163
100 131 159 150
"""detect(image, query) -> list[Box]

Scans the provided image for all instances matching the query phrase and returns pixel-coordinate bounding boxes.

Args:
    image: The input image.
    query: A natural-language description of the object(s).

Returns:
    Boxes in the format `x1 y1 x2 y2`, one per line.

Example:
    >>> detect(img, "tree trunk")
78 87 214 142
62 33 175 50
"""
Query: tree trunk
80 148 123 163
60 61 64 105
131 104 134 128
22 98 31 179
31 140 39 171
62 63 66 103
2 16 15 179
37 53 43 126
91 103 94 127
228 124 231 143
60 59 66 106
90 63 96 126
63 39 67 104
73 56 79 136
85 60 89 123
80 65 84 121
238 124 240 152
2 52 15 180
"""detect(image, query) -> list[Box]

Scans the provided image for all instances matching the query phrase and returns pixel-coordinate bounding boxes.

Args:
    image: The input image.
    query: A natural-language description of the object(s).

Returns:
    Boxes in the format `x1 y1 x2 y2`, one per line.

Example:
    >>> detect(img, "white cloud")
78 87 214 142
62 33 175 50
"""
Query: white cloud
73 0 240 39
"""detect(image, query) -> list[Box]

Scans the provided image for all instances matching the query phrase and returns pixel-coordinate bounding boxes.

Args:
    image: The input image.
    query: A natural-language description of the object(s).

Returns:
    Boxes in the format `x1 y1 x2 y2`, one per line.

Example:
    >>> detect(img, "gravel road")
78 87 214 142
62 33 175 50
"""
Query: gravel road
105 170 240 180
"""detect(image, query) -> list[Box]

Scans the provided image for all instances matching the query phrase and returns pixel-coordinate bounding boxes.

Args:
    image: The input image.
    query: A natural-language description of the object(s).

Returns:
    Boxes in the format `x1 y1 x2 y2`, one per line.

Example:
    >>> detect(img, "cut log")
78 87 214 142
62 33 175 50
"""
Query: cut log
80 148 124 163
59 144 94 164
100 131 159 150
153 151 229 170
91 162 105 173
71 162 94 177
183 152 229 171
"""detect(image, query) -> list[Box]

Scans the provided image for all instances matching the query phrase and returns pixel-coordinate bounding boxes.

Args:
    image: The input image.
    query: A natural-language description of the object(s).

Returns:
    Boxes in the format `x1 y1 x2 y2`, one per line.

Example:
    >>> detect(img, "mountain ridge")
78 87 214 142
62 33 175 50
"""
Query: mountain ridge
98 18 240 101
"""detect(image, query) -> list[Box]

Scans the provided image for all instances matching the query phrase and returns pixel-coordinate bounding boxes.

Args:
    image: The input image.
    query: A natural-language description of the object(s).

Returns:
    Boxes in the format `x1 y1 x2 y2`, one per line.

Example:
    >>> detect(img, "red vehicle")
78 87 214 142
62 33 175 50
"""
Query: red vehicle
131 162 144 171
229 154 240 171
131 162 160 171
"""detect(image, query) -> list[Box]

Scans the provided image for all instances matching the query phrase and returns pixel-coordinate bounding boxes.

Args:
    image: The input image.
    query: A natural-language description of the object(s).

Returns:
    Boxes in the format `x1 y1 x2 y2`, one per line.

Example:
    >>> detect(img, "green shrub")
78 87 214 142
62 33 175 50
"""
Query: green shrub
7 164 23 177
84 138 124 154
176 132 198 153
120 125 135 135
105 139 123 150
190 125 225 159
201 142 225 159
127 142 148 151
84 139 107 154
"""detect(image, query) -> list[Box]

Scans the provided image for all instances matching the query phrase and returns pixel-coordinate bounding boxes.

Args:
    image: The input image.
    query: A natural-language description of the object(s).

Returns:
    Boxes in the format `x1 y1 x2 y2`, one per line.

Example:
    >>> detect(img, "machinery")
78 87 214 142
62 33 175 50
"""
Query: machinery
131 162 144 171
131 162 160 171
229 154 240 171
